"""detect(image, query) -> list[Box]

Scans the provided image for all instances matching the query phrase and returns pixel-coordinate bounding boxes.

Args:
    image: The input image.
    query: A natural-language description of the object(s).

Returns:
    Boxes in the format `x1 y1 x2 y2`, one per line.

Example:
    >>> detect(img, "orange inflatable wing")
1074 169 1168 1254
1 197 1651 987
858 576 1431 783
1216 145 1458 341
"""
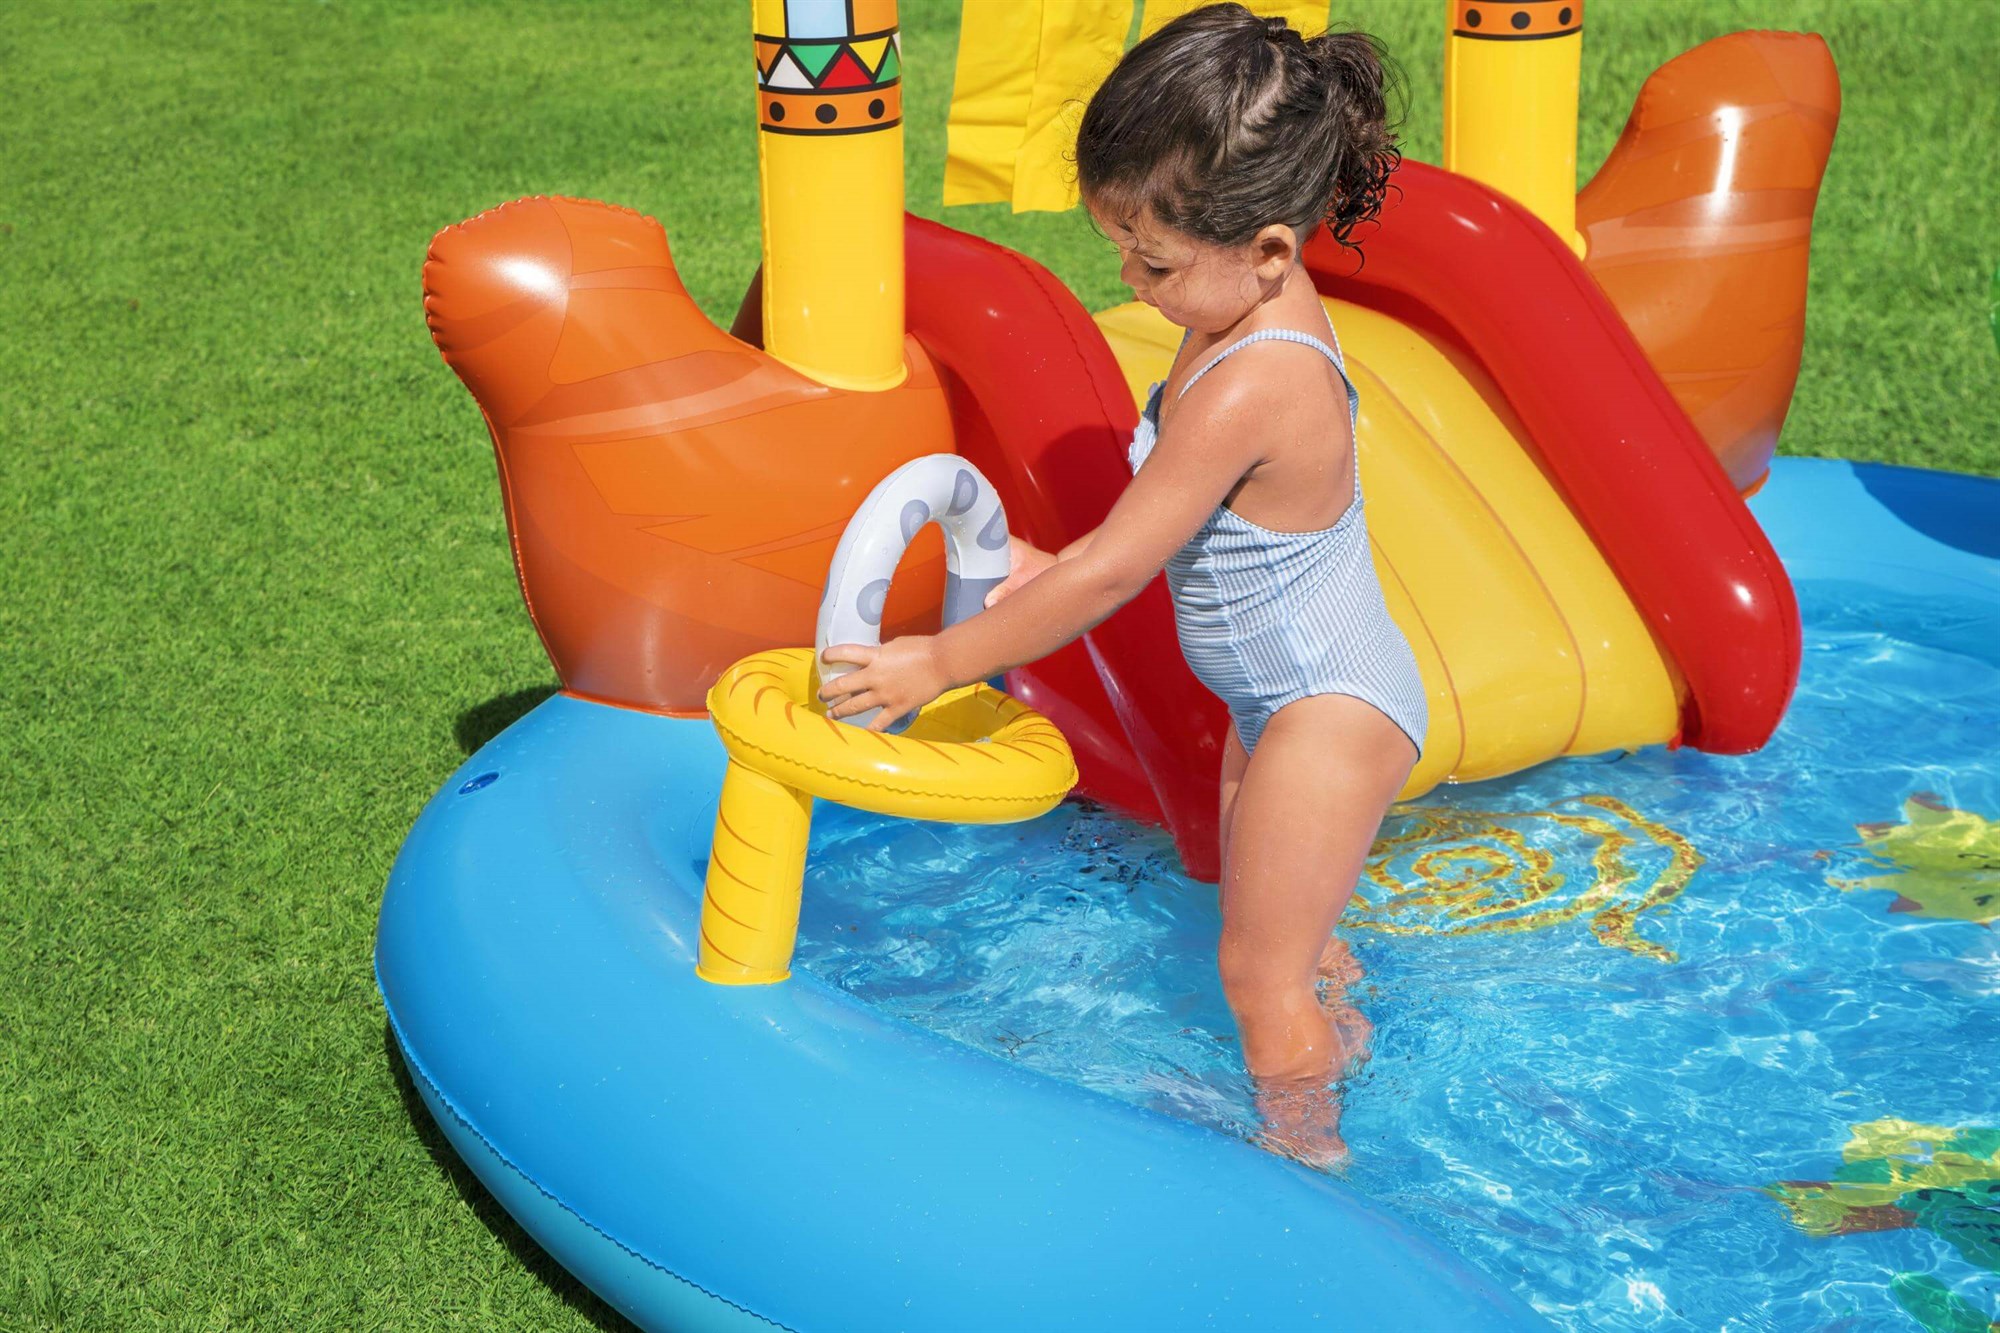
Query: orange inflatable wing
1579 31 1841 492
423 195 955 713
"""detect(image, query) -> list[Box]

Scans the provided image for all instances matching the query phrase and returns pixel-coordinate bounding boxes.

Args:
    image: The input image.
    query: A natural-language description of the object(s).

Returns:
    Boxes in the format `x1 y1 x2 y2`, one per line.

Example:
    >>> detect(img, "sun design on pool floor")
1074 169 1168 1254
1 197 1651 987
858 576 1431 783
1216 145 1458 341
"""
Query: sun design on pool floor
1347 794 1701 961
1766 1118 2000 1333
1829 793 2000 925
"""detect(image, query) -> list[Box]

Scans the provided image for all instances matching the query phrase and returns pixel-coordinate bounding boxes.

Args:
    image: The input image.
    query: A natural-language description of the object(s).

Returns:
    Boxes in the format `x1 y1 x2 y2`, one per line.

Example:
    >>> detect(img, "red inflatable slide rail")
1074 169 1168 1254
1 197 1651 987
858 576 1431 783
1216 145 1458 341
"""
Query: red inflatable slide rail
1307 161 1801 756
900 219 1216 845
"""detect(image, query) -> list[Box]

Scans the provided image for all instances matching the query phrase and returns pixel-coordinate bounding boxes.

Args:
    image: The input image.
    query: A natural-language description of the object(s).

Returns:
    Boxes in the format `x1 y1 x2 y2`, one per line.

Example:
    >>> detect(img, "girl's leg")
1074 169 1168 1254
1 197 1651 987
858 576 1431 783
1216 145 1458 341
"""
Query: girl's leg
1232 716 1364 999
1217 722 1249 876
1317 933 1364 990
1219 694 1415 1083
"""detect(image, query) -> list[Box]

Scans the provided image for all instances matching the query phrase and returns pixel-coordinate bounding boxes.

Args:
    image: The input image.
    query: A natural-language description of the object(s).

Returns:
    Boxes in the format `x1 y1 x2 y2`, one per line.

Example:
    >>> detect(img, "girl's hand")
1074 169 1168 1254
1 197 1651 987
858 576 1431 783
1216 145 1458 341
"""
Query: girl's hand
985 535 1058 609
818 635 950 731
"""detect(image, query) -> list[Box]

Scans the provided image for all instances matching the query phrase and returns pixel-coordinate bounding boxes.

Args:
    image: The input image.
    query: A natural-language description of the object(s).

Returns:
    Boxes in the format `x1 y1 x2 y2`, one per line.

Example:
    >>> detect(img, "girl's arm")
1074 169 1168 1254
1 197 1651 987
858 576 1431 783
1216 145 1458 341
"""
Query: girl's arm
984 526 1101 610
1057 527 1097 561
821 380 1270 726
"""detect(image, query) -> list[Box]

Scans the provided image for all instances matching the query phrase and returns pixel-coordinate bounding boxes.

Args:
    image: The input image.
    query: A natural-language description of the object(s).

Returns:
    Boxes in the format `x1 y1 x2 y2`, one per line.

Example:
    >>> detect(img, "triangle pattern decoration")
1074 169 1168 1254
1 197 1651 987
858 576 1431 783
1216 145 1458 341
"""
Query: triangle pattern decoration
791 41 842 80
851 37 891 75
764 50 814 90
819 48 874 89
755 40 781 77
876 42 900 82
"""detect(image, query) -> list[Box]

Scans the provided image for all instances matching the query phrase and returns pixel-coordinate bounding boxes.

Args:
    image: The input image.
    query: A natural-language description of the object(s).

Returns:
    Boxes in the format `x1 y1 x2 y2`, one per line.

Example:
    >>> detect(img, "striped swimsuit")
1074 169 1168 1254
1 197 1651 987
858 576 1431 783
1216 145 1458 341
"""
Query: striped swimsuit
1126 327 1428 758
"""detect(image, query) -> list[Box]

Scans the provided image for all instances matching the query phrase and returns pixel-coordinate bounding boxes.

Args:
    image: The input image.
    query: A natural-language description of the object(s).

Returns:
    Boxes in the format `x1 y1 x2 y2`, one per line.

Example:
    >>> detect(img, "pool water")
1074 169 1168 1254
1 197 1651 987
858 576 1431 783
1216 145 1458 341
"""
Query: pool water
793 579 2000 1333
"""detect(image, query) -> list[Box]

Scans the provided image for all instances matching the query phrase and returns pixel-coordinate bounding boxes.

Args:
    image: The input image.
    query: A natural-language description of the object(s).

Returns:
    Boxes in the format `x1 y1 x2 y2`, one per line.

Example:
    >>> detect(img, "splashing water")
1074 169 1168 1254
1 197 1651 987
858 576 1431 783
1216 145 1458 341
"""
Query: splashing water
794 579 2000 1332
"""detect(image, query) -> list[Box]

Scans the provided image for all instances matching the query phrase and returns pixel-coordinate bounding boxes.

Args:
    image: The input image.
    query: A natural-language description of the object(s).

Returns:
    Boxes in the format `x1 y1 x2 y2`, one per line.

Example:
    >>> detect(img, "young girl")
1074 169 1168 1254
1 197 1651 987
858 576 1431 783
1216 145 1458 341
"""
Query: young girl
819 4 1424 1166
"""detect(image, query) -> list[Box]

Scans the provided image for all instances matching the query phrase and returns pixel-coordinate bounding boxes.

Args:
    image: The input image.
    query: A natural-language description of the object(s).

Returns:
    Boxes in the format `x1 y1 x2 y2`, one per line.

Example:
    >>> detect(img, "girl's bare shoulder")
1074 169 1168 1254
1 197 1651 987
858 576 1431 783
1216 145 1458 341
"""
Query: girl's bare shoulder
1172 335 1349 447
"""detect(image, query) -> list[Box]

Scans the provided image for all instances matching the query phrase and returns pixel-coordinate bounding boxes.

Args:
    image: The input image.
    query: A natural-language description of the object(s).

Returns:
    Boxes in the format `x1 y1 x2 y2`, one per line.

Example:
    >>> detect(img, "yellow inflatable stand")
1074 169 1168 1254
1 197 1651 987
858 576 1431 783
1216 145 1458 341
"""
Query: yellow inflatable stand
698 649 1078 985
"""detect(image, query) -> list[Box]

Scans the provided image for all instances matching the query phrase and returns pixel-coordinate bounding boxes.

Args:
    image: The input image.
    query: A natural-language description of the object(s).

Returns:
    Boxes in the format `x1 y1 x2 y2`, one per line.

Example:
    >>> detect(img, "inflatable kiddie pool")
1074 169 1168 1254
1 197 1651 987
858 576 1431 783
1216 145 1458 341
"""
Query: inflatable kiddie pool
378 692 1545 1330
379 455 1999 1331
382 0 1873 1325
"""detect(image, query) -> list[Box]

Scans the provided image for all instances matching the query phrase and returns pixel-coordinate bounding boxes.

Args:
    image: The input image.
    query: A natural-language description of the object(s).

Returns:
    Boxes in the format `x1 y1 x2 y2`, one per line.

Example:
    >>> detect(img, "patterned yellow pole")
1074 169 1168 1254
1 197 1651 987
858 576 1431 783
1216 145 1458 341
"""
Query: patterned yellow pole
697 757 813 985
1443 0 1585 255
753 0 907 390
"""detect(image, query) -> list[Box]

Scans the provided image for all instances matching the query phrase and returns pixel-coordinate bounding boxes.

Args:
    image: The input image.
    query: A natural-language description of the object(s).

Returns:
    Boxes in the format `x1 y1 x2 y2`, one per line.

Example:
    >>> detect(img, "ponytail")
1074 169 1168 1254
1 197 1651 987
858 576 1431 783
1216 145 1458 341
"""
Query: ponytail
1304 30 1401 248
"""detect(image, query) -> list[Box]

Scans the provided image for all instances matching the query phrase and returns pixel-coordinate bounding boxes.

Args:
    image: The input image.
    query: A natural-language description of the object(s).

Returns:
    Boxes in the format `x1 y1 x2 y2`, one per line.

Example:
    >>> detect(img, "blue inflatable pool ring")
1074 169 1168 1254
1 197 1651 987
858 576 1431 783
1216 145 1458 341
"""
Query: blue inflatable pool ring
378 696 1547 1330
376 456 1570 1332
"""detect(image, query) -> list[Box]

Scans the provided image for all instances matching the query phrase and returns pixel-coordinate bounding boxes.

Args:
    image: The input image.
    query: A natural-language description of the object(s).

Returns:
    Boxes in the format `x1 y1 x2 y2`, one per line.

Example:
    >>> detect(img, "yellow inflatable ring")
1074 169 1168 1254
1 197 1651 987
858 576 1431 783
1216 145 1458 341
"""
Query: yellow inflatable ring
698 648 1077 985
708 648 1077 822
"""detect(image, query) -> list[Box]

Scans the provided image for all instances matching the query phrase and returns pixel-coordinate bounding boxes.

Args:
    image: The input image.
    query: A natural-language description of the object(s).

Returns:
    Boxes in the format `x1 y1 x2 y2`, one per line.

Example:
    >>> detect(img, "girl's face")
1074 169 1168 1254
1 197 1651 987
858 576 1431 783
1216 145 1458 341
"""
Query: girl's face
1087 199 1297 335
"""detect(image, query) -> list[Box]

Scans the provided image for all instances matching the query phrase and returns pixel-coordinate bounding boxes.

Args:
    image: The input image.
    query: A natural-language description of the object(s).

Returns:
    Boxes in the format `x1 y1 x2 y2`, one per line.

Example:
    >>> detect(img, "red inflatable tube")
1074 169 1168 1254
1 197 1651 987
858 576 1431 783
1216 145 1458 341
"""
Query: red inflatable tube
902 217 1227 861
1307 161 1801 755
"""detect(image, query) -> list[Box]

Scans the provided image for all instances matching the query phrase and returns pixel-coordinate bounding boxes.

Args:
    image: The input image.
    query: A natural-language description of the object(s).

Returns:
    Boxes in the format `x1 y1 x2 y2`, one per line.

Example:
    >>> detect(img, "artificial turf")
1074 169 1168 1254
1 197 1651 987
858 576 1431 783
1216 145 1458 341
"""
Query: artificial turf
1 1 1993 1328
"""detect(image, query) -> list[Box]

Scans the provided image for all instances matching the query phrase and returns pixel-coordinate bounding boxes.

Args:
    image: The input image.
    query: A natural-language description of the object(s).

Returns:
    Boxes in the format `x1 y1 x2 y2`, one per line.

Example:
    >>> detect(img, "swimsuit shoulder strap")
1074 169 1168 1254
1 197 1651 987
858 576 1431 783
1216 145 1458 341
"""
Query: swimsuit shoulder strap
1174 324 1364 492
1177 327 1356 417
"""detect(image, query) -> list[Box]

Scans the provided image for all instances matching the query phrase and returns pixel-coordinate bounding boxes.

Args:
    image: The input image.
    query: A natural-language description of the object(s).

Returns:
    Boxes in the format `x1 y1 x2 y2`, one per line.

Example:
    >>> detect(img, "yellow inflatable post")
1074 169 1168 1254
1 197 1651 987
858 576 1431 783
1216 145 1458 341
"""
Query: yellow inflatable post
698 650 1077 985
754 0 908 389
1442 0 1586 254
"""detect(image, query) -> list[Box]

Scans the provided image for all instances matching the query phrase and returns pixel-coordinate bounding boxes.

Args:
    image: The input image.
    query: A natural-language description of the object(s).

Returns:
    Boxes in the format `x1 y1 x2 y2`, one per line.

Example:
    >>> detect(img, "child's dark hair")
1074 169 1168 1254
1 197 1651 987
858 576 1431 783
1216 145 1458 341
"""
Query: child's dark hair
1075 4 1401 252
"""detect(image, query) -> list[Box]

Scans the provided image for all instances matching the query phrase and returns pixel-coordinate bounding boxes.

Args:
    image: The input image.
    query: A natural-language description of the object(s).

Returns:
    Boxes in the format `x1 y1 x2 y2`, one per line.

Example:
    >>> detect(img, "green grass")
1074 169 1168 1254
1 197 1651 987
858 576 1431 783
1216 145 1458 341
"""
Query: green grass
0 1 1992 1328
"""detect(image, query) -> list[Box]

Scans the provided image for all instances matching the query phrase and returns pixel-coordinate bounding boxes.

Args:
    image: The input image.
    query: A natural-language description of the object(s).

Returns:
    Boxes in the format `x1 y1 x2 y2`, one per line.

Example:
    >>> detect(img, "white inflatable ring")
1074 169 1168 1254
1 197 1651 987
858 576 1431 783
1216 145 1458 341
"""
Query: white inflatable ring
814 453 1011 731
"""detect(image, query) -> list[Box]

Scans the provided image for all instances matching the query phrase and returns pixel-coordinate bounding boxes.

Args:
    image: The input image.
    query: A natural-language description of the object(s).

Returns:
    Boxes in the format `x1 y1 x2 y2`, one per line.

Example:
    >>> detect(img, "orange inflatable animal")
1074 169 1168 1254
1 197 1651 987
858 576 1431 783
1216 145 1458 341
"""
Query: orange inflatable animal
423 195 954 713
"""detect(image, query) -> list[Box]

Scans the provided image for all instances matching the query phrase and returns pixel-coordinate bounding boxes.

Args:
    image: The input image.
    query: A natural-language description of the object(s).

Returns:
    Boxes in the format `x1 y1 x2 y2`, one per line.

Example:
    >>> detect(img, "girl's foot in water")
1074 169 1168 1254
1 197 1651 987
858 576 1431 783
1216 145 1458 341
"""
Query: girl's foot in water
1316 934 1373 1078
1254 993 1373 1170
1255 1074 1350 1170
1322 995 1374 1079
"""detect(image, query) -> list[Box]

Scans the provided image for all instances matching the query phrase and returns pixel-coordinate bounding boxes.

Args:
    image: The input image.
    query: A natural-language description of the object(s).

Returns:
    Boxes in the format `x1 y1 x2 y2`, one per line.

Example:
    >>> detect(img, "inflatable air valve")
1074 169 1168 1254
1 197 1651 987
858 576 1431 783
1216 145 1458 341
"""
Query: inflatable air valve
698 458 1076 985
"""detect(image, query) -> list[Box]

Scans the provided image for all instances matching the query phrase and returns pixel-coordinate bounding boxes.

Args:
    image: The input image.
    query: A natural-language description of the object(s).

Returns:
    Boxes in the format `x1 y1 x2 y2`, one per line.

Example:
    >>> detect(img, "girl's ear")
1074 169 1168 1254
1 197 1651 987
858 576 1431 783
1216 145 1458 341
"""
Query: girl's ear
1249 224 1299 280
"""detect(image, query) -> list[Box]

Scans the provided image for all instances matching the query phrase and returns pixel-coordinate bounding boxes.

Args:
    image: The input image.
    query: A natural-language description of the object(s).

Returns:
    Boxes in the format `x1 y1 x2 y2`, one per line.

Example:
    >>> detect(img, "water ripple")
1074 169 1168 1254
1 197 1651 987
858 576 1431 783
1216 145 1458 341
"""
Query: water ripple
792 581 2000 1332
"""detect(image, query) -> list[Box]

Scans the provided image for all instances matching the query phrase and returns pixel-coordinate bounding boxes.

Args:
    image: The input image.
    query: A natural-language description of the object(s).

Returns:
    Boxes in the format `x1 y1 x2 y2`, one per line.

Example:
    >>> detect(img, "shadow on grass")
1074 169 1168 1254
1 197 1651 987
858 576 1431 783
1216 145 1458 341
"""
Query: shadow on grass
455 685 561 755
383 1022 639 1333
